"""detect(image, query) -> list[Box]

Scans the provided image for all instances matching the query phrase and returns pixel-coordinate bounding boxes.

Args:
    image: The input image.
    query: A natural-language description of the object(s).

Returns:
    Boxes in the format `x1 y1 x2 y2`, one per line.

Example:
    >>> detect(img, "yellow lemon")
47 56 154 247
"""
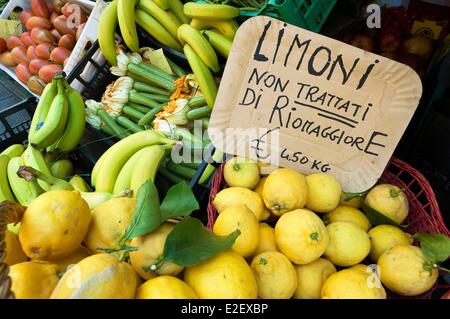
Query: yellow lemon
213 187 265 221
85 197 135 254
253 177 272 221
324 206 371 232
213 205 259 257
294 258 337 299
365 184 409 224
378 245 438 296
368 225 413 262
275 209 329 265
19 190 91 260
136 276 198 299
224 157 260 189
129 223 184 280
324 222 371 266
252 223 278 257
263 168 308 216
51 253 138 299
340 192 363 208
9 262 59 299
4 230 28 266
321 269 386 299
184 250 257 299
305 173 341 213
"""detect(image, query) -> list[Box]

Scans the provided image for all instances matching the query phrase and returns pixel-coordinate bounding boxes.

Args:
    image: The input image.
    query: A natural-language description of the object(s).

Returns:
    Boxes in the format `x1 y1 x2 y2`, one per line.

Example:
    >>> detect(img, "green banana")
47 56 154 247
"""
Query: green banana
129 144 167 193
28 79 58 140
94 130 175 193
183 2 240 20
1 144 24 158
178 24 219 73
153 0 169 10
135 9 182 51
17 166 74 191
113 146 148 194
29 79 69 149
190 18 238 39
0 155 15 202
139 0 181 39
118 0 139 52
22 145 53 191
7 157 43 205
169 0 190 24
50 159 74 179
70 175 92 192
183 44 218 109
98 0 119 66
202 30 232 58
55 81 86 152
80 189 132 210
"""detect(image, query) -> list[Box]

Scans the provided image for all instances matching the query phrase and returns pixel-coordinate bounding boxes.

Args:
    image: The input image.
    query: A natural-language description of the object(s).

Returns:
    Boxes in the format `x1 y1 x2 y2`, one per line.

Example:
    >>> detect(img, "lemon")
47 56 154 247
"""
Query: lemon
85 197 135 254
368 225 413 262
378 245 438 296
253 177 272 221
4 230 28 266
224 157 260 189
275 209 329 265
252 223 278 257
213 205 259 257
324 222 371 266
340 192 363 209
263 168 308 216
250 251 297 299
136 276 198 299
19 190 91 261
9 262 59 299
321 269 386 299
294 258 336 299
129 223 184 280
51 253 139 299
213 187 265 221
184 250 257 299
324 206 371 232
305 173 341 213
365 184 409 224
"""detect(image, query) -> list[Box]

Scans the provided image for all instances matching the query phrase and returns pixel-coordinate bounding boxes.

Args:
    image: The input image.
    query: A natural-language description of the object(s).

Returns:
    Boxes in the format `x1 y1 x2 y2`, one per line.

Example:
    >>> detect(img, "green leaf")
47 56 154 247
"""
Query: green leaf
161 218 240 267
160 182 199 221
361 201 407 229
342 191 369 202
122 180 161 241
414 233 450 264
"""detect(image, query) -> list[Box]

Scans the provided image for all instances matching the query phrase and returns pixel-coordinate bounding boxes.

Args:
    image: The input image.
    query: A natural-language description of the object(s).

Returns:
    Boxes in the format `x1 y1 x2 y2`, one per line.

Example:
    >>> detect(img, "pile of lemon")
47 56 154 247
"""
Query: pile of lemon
207 157 438 299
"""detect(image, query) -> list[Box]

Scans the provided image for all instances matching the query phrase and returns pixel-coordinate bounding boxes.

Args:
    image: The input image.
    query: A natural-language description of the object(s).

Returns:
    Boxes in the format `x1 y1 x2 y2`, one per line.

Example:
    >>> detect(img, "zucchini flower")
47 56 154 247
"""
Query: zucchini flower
85 100 104 129
153 118 203 147
111 46 142 76
158 99 191 125
101 76 134 115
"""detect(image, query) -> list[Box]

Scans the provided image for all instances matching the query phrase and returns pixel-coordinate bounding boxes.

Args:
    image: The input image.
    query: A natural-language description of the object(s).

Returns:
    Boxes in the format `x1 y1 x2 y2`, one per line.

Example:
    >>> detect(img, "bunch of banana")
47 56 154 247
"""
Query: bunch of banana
91 130 176 194
28 74 85 153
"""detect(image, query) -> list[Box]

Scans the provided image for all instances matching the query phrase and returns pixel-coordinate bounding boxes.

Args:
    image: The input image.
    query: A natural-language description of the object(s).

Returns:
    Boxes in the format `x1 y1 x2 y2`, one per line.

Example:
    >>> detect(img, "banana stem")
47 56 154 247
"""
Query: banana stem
113 188 133 198
17 166 74 190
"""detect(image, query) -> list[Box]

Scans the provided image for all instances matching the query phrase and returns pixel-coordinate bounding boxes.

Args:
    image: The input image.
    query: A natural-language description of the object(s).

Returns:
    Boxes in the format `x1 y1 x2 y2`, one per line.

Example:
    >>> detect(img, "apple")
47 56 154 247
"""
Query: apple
223 157 260 189
401 34 435 61
0 38 6 54
377 28 402 53
349 33 375 52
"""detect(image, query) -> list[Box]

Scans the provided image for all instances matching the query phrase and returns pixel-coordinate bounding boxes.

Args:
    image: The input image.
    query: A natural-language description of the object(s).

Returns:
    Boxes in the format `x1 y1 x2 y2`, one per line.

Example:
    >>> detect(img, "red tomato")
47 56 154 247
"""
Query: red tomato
26 16 52 30
27 46 38 60
6 36 25 50
0 38 6 54
27 75 46 95
16 63 32 84
11 46 29 64
20 32 37 47
35 43 53 59
39 64 63 83
50 29 62 42
49 12 58 24
30 28 55 45
53 15 77 37
76 22 86 41
50 46 71 64
19 10 34 25
62 3 88 24
0 52 16 67
29 58 49 74
58 34 75 50
31 0 50 19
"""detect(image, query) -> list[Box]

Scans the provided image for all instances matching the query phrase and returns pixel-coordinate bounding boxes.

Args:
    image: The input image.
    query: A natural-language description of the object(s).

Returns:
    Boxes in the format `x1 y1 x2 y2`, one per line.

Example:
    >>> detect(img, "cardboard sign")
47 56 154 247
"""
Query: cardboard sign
209 16 422 192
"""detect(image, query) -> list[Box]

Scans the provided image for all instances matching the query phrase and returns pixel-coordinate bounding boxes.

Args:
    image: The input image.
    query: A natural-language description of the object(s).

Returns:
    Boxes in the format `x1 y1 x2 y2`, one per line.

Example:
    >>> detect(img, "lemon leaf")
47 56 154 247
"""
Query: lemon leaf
160 182 199 221
161 218 240 267
342 191 369 202
361 202 407 229
414 233 450 264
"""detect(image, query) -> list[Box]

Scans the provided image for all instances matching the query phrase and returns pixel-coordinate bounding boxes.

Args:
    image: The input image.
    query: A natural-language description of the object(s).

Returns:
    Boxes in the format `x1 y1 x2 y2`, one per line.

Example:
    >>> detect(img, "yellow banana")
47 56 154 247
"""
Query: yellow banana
183 2 240 20
80 189 132 210
69 175 92 192
94 130 175 193
91 151 107 187
135 9 182 51
178 24 219 73
1 144 24 158
118 0 139 52
169 0 190 24
28 79 58 140
139 0 181 39
129 145 167 193
22 145 53 191
7 156 43 205
166 10 182 26
113 147 148 194
190 18 238 39
153 0 169 10
202 30 232 58
98 0 119 66
0 155 15 202
183 44 218 109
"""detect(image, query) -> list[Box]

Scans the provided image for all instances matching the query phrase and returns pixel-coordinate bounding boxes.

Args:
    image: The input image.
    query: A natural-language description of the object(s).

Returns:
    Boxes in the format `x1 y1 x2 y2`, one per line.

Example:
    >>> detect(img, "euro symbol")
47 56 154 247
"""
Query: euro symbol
251 127 280 160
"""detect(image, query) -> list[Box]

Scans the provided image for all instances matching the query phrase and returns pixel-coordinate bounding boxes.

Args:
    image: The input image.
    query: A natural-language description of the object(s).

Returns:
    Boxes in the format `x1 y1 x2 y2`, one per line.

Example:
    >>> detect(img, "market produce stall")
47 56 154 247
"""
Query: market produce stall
0 0 449 301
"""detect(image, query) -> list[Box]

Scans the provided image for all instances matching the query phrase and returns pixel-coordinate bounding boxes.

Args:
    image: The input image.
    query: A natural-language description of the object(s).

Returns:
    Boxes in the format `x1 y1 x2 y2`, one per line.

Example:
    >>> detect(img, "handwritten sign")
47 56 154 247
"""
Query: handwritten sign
209 16 422 192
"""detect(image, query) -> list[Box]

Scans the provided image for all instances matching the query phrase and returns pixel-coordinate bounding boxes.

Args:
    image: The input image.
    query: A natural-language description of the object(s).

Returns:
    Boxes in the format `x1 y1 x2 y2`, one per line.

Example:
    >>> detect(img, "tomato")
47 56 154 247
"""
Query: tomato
31 27 55 45
29 58 49 75
62 3 88 25
49 12 58 24
53 15 77 37
11 47 29 64
35 43 53 59
6 36 25 50
76 22 86 41
20 32 37 47
31 0 50 19
50 29 62 42
0 38 6 54
16 63 32 84
39 64 63 83
26 16 52 30
19 10 34 25
27 75 46 95
58 34 75 50
50 46 71 64
27 46 38 60
0 52 16 67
